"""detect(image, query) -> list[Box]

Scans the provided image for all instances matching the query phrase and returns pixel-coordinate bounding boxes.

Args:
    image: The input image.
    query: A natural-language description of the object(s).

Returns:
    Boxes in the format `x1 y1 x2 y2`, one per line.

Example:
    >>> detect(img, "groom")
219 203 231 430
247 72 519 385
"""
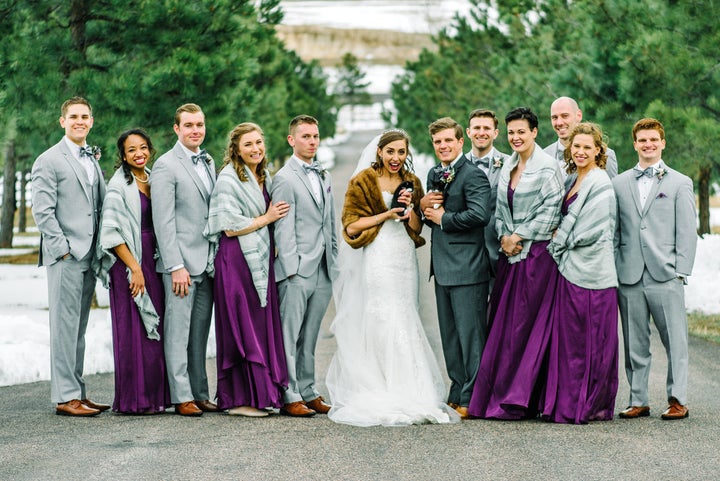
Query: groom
421 117 491 419
271 115 337 417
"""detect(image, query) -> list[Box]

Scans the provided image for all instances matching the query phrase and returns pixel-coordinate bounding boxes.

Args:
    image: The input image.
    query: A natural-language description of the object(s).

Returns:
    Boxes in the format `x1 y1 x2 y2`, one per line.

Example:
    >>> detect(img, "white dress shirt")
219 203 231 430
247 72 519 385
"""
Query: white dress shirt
63 136 96 185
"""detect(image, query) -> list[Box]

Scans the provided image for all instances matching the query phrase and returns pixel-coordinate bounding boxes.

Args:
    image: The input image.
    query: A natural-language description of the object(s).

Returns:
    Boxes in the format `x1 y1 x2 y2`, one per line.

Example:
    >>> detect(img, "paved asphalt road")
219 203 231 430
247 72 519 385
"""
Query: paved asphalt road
1 131 719 480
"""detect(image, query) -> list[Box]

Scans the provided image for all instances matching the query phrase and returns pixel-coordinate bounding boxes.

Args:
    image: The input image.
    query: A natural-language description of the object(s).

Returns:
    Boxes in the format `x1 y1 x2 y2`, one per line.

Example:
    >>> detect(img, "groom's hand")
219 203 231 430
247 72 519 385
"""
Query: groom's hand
423 205 444 225
420 191 443 211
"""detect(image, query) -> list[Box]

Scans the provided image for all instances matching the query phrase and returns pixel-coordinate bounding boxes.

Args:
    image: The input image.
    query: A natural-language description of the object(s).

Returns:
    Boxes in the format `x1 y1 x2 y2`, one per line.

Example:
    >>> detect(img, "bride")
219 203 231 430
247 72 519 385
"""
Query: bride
325 129 458 427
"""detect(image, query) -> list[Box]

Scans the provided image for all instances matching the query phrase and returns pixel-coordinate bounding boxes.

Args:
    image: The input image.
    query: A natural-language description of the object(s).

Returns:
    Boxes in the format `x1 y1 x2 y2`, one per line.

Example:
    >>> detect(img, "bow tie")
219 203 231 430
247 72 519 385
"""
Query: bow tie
303 161 323 174
79 146 95 158
191 150 209 165
474 156 490 168
634 166 655 179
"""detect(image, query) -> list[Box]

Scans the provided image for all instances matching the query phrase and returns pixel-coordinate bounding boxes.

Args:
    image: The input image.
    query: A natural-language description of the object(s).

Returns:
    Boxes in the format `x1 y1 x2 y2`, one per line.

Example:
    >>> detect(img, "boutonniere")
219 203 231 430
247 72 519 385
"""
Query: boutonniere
492 156 503 169
656 167 667 181
90 146 102 161
436 165 455 185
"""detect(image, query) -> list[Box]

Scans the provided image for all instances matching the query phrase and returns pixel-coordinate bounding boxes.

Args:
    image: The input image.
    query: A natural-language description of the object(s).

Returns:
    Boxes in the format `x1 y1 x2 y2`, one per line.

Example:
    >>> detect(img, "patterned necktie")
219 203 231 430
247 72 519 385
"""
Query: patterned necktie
633 166 655 179
79 146 95 158
191 149 209 165
303 161 323 175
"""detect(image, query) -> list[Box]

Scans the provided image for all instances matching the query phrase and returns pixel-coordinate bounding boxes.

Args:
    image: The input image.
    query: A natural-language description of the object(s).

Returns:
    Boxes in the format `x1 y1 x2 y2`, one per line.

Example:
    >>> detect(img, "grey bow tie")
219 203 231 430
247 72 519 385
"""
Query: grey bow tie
79 146 95 158
475 156 490 168
191 150 209 165
634 166 655 179
303 161 323 174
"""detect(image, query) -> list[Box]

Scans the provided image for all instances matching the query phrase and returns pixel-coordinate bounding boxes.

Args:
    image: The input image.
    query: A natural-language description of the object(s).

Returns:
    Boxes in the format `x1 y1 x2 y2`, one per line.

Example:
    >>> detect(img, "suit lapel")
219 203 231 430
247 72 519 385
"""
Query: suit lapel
58 141 92 201
629 175 644 216
175 143 210 200
642 171 664 216
289 158 321 209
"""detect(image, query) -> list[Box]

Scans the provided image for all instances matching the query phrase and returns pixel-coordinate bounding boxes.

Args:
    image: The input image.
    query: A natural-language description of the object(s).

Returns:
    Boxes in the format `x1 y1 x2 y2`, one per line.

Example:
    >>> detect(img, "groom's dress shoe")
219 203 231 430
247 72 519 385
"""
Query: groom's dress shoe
56 399 100 417
447 402 459 410
194 399 220 412
305 396 331 414
280 401 316 417
455 406 472 420
81 398 110 412
661 398 689 420
175 401 203 416
618 406 650 419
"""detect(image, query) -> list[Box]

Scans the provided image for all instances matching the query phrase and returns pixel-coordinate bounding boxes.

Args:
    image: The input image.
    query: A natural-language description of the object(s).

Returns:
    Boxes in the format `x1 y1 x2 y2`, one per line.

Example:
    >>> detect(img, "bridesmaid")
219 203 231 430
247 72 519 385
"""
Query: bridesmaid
542 123 619 424
468 107 563 420
98 128 171 414
204 122 289 417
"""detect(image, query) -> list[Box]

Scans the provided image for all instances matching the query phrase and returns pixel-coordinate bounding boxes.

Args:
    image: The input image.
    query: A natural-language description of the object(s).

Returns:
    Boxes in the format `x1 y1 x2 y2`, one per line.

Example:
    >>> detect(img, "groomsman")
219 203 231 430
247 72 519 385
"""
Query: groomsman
465 109 510 281
31 97 109 416
271 115 337 417
544 96 618 186
151 103 218 416
613 118 697 420
421 117 491 419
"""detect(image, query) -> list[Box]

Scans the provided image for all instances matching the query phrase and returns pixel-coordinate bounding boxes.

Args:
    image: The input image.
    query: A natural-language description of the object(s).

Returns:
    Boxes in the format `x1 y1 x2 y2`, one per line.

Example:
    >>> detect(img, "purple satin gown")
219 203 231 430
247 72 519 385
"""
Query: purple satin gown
468 186 559 419
213 187 288 410
540 193 619 424
108 191 171 414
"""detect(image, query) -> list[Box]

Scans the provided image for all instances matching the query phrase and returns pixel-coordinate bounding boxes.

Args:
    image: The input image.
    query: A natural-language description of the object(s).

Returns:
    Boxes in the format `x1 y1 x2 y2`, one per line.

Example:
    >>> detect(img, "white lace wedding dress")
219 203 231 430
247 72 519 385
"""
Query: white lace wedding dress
326 192 458 427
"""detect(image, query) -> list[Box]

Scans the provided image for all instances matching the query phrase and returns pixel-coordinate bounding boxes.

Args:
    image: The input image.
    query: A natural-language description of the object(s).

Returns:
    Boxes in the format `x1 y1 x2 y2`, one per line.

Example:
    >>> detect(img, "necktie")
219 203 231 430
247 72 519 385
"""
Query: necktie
80 146 95 158
192 149 209 165
634 166 655 179
303 161 323 175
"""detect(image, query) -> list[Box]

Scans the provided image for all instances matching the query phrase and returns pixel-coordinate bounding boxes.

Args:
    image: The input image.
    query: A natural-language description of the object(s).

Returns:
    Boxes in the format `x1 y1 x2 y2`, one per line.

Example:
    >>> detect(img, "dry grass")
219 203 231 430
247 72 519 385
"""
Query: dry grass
688 311 720 344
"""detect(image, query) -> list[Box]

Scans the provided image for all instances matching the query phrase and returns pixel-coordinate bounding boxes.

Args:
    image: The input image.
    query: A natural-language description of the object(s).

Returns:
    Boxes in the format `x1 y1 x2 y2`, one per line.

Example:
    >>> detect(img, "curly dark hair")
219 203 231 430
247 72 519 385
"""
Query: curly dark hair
115 128 156 185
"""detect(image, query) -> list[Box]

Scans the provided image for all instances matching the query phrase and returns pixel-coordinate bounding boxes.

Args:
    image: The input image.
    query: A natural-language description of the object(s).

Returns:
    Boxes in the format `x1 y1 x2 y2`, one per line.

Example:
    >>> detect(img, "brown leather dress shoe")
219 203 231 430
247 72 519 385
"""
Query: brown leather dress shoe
447 402 459 410
455 406 472 420
305 396 331 414
661 398 689 420
280 401 316 417
81 398 110 412
175 401 203 416
194 399 219 412
56 399 100 417
618 406 650 419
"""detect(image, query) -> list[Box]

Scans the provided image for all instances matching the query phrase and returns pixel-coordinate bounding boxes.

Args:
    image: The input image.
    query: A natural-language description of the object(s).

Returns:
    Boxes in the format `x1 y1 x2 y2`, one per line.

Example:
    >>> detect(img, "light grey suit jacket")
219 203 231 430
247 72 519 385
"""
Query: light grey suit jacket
468 148 510 275
613 163 697 284
271 157 337 282
31 139 105 266
544 140 618 189
151 142 216 276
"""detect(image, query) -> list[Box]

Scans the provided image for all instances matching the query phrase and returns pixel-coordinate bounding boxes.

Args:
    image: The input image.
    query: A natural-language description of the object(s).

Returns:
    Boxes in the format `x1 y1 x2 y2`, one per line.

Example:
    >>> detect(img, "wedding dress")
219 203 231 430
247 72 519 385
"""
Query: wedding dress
326 191 458 427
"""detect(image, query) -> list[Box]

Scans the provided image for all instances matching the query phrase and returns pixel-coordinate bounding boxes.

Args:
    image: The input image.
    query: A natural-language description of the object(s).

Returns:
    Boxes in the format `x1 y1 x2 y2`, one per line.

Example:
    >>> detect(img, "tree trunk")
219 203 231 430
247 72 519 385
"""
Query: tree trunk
18 168 28 232
0 138 17 248
697 165 710 235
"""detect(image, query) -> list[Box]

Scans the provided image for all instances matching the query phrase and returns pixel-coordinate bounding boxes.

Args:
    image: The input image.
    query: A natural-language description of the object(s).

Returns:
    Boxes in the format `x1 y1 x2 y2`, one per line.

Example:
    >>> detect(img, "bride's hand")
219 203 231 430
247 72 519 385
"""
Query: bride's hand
397 188 413 207
388 206 406 220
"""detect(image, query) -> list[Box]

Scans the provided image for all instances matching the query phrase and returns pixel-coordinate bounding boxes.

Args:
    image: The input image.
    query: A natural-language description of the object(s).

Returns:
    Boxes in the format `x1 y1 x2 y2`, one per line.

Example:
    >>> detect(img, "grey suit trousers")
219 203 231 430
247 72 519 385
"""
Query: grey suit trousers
618 269 688 406
434 281 488 406
47 250 96 403
163 272 213 403
277 261 332 404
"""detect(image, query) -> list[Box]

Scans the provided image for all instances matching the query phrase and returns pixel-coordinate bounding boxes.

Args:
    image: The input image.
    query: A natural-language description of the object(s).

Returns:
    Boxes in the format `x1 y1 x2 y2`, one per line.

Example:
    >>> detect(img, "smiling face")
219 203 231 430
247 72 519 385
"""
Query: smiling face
237 129 265 169
431 128 464 166
550 98 582 144
569 133 600 174
173 111 206 152
507 119 537 159
633 128 666 167
466 116 498 156
59 103 94 146
122 134 151 175
377 139 408 175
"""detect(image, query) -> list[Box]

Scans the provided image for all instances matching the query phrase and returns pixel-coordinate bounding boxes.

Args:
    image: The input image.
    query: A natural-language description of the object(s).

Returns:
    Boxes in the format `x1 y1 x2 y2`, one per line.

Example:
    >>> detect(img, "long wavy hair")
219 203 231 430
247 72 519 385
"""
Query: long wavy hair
563 122 608 174
222 122 268 184
371 129 414 180
115 128 156 185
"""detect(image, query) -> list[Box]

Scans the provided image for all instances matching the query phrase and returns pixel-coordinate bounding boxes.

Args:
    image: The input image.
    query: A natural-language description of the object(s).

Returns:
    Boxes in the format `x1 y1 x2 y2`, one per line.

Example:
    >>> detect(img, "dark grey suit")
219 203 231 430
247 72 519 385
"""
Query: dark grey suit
31 138 105 403
425 155 491 406
613 163 697 406
151 142 216 404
